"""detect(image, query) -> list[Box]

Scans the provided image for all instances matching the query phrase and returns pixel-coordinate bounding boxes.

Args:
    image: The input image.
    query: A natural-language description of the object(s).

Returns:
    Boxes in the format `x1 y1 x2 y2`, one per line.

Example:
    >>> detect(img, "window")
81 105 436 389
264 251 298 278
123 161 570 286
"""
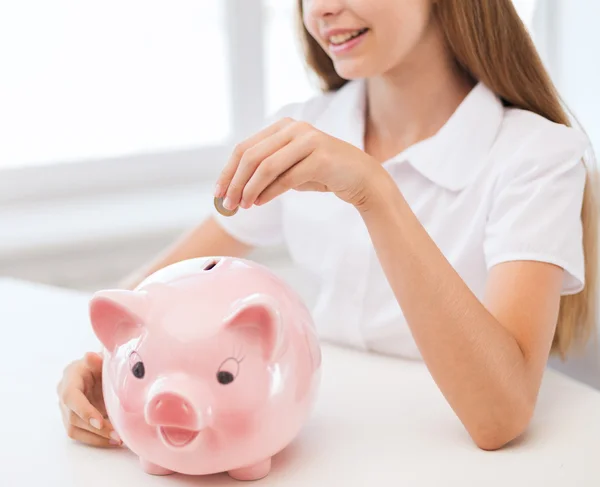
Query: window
0 0 231 170
264 0 319 116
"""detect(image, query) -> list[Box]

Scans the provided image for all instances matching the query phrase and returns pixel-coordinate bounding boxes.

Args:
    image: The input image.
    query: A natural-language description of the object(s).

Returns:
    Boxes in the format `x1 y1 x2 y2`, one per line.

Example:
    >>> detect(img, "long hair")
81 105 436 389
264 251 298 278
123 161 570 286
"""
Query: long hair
295 0 598 359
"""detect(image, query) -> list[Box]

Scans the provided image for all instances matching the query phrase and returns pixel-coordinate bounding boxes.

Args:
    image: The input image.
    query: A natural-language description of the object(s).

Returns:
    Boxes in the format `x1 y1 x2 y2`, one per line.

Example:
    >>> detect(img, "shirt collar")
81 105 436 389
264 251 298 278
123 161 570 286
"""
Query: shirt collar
313 78 505 191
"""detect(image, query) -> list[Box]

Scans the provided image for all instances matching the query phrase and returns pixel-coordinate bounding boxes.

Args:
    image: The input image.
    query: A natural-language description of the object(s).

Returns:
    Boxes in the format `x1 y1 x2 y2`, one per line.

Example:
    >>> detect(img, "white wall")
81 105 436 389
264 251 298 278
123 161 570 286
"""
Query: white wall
542 0 600 389
550 0 600 152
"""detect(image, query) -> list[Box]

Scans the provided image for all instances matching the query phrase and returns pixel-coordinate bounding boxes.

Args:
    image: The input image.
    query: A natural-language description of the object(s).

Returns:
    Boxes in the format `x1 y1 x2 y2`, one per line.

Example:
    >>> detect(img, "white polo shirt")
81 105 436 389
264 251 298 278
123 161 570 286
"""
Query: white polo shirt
212 80 590 359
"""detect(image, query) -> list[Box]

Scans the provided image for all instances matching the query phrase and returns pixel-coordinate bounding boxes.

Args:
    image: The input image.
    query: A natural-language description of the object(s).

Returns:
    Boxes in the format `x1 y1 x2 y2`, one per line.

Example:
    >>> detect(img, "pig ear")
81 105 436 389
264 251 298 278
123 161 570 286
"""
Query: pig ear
222 294 286 362
89 290 147 352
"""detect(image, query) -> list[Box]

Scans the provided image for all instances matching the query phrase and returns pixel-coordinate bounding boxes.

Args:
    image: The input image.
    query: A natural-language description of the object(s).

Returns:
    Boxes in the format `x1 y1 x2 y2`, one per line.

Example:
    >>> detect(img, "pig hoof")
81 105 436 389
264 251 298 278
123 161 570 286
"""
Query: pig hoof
140 459 174 476
228 458 271 481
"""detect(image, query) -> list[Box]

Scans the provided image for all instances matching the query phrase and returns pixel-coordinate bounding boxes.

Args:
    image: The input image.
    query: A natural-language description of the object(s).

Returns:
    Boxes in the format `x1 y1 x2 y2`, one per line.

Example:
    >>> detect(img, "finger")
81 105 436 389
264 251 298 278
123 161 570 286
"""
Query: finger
255 156 315 206
227 124 300 210
214 117 295 199
65 424 120 448
61 403 116 446
82 351 110 418
63 404 119 442
90 390 109 419
57 362 86 396
83 351 104 391
84 351 103 371
61 387 106 433
243 135 315 207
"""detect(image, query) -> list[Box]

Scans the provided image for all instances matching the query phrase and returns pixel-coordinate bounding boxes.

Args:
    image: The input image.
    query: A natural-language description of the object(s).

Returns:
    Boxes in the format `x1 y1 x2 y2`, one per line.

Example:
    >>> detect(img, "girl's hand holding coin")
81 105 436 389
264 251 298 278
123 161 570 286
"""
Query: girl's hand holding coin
213 117 387 213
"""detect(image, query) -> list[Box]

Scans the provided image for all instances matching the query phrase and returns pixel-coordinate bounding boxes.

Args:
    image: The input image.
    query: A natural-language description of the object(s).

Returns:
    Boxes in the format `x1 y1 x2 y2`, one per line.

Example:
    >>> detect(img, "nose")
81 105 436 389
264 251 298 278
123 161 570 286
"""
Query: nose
144 375 214 430
146 393 197 428
305 0 344 18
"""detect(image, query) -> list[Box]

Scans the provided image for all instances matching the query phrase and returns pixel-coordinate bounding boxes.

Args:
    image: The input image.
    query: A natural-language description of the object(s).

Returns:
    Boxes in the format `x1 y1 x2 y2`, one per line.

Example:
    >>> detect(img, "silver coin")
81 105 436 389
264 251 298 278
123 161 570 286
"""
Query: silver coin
214 196 238 217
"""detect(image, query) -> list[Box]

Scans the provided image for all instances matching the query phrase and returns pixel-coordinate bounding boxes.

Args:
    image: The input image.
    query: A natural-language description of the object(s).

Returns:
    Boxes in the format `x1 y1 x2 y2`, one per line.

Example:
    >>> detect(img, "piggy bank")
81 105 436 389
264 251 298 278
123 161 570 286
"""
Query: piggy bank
89 256 321 480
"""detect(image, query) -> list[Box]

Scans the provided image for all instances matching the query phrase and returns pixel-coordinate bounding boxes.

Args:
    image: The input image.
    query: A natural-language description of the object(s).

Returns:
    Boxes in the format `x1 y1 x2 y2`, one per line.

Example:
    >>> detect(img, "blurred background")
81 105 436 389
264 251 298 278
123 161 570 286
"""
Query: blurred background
0 0 598 386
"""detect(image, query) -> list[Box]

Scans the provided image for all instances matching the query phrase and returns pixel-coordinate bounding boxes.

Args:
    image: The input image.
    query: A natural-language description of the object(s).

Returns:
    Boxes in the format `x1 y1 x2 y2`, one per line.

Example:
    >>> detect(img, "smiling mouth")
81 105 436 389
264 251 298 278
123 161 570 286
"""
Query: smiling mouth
328 28 369 46
159 426 200 448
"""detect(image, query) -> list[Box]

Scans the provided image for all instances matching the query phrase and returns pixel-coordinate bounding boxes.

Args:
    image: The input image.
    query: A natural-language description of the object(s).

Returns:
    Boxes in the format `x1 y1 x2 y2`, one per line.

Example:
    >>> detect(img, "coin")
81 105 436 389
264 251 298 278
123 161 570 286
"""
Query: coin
214 196 238 217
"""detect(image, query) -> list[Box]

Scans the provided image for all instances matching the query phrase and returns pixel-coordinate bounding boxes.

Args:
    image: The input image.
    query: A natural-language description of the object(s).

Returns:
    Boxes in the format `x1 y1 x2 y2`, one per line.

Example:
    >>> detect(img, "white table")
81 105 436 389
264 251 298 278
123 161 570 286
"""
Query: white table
2 278 600 486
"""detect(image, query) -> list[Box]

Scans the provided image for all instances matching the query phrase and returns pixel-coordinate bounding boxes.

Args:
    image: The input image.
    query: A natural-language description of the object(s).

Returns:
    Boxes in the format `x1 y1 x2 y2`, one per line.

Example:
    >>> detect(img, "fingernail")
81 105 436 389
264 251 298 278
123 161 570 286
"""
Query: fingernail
214 183 222 197
110 431 121 443
223 197 235 210
90 418 102 430
109 438 121 446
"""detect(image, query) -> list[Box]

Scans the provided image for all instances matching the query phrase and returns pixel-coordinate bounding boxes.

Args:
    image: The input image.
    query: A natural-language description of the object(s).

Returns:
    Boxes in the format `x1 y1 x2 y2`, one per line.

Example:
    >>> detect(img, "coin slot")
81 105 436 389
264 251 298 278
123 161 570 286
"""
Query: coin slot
203 259 219 271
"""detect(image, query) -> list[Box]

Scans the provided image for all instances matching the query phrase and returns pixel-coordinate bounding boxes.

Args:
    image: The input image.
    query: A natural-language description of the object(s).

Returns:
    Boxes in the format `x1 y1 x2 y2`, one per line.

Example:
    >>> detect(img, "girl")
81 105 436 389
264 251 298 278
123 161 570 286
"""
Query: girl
57 0 598 451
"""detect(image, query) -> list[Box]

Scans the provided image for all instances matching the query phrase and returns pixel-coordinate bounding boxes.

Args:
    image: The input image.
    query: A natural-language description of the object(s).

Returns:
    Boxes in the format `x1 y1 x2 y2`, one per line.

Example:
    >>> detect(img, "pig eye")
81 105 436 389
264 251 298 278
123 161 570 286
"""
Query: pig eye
129 351 145 379
132 361 145 379
217 371 234 385
217 357 240 385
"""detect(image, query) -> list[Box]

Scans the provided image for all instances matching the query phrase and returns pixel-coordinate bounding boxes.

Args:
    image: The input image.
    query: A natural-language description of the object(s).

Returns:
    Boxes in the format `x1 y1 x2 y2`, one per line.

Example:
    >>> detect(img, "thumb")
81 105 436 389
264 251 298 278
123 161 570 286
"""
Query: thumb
84 351 103 370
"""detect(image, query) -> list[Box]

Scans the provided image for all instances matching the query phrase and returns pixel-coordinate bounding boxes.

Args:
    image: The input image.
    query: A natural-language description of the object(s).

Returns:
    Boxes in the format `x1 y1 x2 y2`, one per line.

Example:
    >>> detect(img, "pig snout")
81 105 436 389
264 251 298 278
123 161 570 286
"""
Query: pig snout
146 393 197 429
144 377 213 432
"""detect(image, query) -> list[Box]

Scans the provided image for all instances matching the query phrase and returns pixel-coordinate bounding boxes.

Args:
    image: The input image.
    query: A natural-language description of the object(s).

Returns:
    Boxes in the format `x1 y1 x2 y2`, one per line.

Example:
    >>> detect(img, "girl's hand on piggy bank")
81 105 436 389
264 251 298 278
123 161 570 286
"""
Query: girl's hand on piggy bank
57 351 122 447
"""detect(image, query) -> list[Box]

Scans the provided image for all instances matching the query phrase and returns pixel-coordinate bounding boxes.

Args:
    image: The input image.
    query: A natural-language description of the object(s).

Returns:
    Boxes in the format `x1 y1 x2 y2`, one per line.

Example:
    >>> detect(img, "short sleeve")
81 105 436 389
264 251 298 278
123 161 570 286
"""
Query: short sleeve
211 102 302 247
483 124 590 295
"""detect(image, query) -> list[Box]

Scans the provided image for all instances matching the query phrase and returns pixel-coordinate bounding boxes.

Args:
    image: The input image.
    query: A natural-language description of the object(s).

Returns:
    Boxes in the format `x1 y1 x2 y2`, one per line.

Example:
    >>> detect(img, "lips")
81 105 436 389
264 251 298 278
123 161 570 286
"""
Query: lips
328 28 369 46
159 426 200 448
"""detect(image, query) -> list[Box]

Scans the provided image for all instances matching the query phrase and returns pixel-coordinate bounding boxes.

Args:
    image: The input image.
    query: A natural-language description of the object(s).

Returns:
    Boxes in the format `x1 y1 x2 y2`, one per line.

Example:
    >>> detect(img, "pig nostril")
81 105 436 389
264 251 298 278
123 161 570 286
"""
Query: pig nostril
203 259 220 271
152 396 194 419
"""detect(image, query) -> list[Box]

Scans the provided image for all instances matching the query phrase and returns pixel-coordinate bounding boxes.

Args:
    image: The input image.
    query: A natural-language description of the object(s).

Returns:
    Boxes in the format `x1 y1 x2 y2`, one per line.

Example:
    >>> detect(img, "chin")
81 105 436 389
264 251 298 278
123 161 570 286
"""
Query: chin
331 60 374 81
331 52 393 80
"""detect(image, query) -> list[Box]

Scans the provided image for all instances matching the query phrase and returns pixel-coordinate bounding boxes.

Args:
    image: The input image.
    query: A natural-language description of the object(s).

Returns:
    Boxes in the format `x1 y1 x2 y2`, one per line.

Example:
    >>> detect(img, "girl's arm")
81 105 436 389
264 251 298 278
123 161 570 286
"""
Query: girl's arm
358 171 564 451
118 216 254 289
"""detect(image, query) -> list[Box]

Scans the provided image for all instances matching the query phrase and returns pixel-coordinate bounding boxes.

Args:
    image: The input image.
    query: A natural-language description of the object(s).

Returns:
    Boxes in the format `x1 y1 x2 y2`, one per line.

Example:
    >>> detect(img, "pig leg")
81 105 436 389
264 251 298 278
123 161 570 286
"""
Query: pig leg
140 458 174 476
228 458 271 481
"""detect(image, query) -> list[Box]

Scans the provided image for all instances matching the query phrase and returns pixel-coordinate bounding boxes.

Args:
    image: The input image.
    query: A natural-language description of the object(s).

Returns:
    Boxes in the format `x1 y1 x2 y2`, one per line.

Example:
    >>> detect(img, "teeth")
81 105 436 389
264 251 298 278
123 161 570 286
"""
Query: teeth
329 29 365 45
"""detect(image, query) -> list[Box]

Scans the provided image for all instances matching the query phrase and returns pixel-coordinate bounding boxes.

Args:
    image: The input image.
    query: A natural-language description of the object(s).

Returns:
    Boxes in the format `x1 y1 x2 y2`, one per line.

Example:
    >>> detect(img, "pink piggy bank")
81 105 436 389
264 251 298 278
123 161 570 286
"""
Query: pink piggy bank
89 256 321 480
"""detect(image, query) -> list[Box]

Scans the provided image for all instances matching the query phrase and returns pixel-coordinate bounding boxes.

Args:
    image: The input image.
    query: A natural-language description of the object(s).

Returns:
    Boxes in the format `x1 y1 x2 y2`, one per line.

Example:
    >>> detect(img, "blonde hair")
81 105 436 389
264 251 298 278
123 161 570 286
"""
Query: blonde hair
295 0 598 359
